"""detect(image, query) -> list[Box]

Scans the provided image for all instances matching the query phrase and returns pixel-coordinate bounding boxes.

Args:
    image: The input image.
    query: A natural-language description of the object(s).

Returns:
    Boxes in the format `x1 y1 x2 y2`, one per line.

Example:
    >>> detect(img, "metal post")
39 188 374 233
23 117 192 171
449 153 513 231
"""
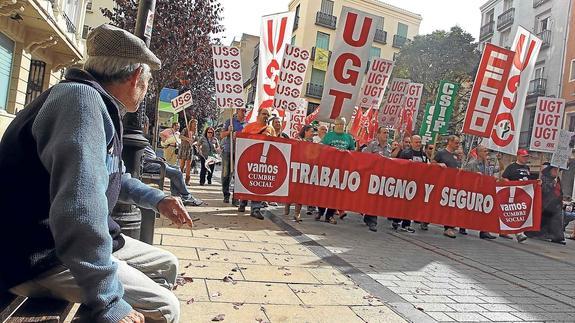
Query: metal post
112 0 158 242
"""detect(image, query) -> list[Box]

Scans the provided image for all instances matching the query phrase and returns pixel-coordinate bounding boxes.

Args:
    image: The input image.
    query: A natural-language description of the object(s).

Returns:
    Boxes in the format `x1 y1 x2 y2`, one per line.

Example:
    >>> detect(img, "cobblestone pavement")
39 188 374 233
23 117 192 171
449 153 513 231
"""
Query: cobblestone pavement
266 207 575 323
152 176 406 323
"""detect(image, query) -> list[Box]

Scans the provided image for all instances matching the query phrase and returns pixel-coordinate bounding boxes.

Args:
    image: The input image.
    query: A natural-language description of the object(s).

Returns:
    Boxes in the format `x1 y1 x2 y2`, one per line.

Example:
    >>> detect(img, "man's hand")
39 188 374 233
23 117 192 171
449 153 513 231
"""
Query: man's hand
119 310 144 323
157 196 193 228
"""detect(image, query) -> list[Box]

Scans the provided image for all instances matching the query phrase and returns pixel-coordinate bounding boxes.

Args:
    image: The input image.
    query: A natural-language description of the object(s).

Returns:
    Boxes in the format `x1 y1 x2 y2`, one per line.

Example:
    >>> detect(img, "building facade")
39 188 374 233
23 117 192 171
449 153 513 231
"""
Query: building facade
244 0 421 114
479 0 572 148
562 0 575 131
0 0 89 138
82 0 113 40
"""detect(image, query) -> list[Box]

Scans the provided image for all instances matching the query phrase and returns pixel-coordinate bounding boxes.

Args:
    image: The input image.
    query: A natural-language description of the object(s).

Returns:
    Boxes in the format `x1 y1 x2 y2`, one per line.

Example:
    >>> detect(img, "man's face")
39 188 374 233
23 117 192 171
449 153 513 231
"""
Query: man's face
378 129 389 143
517 155 529 164
403 137 411 149
258 110 270 124
126 66 150 112
426 145 435 155
478 147 489 160
305 128 314 139
237 108 246 120
412 137 422 150
319 126 327 137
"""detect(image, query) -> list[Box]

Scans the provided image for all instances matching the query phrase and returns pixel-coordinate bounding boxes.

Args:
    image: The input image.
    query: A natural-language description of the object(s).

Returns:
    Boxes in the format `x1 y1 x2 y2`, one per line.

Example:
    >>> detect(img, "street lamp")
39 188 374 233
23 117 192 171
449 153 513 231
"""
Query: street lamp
111 0 157 241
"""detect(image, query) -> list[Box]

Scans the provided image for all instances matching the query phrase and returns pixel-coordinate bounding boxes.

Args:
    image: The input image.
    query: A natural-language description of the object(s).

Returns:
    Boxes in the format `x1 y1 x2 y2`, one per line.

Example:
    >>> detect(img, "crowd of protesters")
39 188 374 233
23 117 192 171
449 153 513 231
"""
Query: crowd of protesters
216 108 575 246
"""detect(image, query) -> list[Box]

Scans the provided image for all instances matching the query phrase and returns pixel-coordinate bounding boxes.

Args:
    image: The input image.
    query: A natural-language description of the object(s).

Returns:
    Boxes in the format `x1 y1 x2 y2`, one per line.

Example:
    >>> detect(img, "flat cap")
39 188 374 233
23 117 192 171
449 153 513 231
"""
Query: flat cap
86 24 161 70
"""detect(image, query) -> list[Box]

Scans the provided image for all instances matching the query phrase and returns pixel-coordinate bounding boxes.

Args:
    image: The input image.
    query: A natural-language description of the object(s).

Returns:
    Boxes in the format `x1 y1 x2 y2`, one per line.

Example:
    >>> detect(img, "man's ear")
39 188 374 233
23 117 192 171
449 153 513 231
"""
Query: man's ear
130 66 143 87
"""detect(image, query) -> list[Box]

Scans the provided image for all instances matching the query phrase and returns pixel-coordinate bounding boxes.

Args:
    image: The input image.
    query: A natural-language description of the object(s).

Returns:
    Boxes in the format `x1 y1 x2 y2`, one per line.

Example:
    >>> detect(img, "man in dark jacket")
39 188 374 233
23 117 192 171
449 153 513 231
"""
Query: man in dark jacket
0 25 191 322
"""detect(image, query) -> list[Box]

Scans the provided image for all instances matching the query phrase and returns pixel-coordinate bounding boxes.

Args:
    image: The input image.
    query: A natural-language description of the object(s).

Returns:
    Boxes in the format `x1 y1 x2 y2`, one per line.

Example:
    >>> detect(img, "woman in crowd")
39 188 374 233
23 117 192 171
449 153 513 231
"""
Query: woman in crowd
179 118 198 185
285 125 315 222
160 122 180 165
198 126 220 186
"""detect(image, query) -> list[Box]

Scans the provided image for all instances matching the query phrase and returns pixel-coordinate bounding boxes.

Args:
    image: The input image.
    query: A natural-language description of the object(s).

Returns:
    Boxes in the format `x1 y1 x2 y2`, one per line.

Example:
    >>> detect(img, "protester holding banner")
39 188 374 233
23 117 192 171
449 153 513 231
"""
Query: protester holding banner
392 136 411 158
220 108 246 205
270 117 289 139
464 145 498 240
316 117 355 224
179 118 198 185
361 127 392 232
238 108 275 220
433 135 461 238
391 135 429 232
531 165 566 245
501 149 536 242
160 122 181 165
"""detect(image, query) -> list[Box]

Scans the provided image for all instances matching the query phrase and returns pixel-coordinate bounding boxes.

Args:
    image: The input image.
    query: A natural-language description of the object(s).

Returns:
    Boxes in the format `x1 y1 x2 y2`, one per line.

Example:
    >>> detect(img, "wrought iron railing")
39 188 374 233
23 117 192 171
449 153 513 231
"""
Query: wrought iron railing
528 78 547 97
497 8 514 31
315 11 337 30
306 83 324 99
374 29 387 44
479 21 494 41
392 34 408 48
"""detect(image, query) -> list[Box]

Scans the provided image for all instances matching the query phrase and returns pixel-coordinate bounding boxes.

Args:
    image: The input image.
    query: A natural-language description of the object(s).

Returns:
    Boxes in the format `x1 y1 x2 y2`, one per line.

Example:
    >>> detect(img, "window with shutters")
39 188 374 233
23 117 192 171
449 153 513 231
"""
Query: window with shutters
397 23 408 38
310 68 326 86
0 32 14 111
320 0 334 14
369 47 381 59
315 32 330 49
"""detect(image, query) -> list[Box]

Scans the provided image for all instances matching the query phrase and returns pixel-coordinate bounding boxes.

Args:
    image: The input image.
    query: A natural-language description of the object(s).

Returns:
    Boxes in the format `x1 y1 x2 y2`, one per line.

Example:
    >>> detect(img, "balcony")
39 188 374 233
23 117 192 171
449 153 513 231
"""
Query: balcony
374 29 387 44
306 83 324 99
479 21 494 41
497 8 514 31
310 47 332 62
293 15 299 31
62 12 77 34
537 29 551 48
315 11 337 30
528 78 547 97
392 34 408 48
533 0 551 8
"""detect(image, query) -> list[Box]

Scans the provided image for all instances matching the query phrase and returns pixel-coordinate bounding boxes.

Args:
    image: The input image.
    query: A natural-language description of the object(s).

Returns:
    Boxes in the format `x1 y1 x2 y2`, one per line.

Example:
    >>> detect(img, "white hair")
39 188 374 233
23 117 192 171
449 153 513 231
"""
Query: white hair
84 56 151 84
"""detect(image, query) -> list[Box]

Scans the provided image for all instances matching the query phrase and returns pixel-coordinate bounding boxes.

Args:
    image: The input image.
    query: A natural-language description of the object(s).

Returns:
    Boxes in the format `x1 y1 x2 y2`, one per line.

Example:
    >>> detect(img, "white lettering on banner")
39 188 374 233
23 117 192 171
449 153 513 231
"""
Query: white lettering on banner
212 46 245 108
290 162 361 191
439 187 494 214
529 97 565 153
497 184 535 231
463 44 514 137
551 129 574 169
367 175 417 200
487 27 542 154
273 45 310 112
318 7 382 122
357 58 394 109
378 78 410 127
251 12 295 122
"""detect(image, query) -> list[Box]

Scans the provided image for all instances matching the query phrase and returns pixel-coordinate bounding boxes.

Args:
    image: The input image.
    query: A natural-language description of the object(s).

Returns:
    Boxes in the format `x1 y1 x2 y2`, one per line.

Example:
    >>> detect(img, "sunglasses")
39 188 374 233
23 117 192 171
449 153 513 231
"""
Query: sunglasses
427 147 434 150
207 131 214 134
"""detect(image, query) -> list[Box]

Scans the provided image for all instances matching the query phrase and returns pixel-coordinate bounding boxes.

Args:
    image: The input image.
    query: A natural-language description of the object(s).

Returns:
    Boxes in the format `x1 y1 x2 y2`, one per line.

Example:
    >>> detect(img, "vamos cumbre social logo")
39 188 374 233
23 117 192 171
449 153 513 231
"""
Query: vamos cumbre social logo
235 138 291 196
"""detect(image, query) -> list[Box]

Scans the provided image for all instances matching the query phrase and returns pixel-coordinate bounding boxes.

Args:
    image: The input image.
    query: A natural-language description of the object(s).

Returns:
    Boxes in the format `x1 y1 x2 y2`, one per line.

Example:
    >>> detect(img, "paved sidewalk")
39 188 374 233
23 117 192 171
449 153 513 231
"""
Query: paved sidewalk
152 176 406 322
267 208 575 323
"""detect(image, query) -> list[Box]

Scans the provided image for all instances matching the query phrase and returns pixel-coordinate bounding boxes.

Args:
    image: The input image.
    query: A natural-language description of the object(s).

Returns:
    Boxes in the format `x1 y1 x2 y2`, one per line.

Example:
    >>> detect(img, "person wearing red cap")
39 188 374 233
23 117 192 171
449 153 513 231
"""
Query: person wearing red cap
501 149 537 242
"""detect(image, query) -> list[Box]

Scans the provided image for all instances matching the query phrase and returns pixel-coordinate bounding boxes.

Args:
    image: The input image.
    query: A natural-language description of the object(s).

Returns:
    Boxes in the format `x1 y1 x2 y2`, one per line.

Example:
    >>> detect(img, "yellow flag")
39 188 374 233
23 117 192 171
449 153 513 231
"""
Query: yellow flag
313 47 329 71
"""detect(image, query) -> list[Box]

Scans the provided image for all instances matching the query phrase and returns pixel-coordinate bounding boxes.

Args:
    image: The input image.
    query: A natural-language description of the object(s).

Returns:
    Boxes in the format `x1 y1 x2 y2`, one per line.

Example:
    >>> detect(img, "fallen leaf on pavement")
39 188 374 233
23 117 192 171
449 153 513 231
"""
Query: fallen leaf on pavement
211 314 225 321
184 262 192 268
186 298 194 305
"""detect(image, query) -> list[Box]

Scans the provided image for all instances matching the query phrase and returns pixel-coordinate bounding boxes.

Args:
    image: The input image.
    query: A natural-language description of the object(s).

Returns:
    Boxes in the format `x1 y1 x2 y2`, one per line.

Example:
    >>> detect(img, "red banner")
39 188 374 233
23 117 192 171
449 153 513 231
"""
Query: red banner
234 134 541 234
462 43 514 137
349 107 378 147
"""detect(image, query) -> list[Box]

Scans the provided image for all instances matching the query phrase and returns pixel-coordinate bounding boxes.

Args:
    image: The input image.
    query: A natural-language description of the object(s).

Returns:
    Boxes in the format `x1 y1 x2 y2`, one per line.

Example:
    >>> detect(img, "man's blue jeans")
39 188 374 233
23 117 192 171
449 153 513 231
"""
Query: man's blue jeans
144 162 191 198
